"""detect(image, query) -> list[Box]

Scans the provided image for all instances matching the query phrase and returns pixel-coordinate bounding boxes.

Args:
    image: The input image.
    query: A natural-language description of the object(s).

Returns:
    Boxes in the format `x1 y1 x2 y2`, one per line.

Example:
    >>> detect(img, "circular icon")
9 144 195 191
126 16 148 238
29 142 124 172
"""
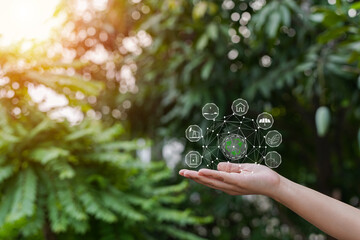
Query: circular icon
231 98 249 116
185 151 202 168
202 103 219 120
220 134 247 161
256 112 274 130
265 130 282 147
185 125 203 142
265 151 281 168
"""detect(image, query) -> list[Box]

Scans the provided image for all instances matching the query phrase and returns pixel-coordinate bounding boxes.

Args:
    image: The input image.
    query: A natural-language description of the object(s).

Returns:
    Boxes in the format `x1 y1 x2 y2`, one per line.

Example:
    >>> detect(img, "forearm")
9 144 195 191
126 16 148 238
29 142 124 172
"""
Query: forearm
271 176 360 240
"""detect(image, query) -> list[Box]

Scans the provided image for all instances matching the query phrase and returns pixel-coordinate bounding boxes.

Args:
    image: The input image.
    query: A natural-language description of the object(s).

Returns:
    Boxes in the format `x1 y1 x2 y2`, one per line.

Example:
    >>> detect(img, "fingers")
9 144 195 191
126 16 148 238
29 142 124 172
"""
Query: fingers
190 176 241 195
181 170 246 195
217 162 242 173
198 169 225 181
198 168 241 186
179 169 186 176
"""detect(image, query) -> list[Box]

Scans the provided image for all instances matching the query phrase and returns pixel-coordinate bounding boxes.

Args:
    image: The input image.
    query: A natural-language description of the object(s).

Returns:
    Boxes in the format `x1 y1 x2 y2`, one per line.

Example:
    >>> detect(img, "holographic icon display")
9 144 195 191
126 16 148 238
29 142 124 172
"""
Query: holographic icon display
185 151 202 168
185 99 283 169
202 103 219 120
231 98 249 116
265 151 281 168
265 130 282 147
220 134 247 161
256 112 274 129
185 125 202 142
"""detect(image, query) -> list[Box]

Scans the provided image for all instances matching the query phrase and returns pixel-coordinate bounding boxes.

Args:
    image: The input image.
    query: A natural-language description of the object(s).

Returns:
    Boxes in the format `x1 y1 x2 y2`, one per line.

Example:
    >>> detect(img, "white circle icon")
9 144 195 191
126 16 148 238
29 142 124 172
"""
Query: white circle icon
256 112 274 130
231 98 249 116
185 151 202 168
265 130 282 147
265 151 281 168
185 125 203 142
202 103 219 120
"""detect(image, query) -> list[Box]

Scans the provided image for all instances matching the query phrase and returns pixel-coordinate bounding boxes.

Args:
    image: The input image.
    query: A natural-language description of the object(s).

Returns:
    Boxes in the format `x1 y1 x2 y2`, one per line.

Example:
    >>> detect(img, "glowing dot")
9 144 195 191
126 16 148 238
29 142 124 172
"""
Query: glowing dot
348 9 357 18
228 131 230 134
252 119 254 121
216 158 218 160
224 120 226 123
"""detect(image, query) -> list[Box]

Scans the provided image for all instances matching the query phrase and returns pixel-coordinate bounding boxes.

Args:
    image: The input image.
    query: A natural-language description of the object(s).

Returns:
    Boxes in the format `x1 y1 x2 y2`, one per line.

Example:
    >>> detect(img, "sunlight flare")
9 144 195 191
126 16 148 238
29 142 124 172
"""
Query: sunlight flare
0 0 62 46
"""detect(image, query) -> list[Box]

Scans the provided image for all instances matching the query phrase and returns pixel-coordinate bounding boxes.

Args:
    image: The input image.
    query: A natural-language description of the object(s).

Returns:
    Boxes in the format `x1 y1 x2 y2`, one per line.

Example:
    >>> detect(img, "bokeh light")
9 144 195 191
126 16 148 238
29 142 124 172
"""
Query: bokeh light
0 0 63 46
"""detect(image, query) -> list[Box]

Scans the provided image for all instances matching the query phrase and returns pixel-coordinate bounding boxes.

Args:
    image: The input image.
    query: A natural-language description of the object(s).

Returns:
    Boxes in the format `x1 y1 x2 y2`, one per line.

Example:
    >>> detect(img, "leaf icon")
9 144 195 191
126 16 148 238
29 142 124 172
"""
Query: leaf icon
267 134 280 145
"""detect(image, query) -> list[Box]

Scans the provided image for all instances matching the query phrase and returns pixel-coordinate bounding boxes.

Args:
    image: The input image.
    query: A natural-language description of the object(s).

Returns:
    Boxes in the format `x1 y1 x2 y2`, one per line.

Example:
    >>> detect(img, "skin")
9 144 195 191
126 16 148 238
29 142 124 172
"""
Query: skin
179 162 360 240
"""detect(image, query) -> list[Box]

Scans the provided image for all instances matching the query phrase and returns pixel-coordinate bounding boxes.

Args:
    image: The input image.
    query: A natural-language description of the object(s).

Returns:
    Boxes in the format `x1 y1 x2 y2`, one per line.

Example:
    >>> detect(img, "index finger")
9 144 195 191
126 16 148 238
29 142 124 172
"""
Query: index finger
198 168 240 185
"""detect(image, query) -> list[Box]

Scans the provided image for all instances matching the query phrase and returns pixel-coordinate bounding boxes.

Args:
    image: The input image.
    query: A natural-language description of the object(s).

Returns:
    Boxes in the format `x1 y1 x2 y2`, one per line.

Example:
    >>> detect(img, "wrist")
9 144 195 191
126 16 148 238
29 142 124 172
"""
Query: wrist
268 175 293 203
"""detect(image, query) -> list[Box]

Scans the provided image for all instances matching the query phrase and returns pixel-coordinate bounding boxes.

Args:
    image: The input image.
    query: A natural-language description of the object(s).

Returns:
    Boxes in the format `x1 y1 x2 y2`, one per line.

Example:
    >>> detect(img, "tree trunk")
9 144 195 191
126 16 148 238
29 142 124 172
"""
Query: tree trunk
315 135 332 195
43 217 57 240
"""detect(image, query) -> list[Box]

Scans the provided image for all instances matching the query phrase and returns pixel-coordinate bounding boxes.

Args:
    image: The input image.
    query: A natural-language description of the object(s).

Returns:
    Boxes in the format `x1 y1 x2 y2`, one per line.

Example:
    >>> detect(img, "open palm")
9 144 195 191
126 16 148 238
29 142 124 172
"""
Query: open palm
179 162 281 197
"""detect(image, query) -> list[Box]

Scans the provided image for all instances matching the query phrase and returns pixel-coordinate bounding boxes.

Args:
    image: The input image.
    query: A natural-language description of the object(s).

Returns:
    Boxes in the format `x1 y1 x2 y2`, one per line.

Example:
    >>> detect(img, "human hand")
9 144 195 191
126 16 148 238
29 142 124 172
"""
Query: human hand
179 162 281 197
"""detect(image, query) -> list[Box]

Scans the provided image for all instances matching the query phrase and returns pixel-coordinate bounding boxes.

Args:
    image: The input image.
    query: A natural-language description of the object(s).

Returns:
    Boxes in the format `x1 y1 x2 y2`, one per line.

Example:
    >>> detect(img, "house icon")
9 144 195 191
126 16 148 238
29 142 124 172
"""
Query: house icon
236 102 246 112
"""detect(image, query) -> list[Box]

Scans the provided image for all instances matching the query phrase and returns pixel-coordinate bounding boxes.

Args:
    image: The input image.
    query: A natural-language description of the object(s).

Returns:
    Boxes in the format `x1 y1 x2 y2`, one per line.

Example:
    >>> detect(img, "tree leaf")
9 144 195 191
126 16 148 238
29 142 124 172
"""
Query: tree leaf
315 106 331 137
201 58 214 80
279 5 291 26
266 12 281 39
192 2 207 20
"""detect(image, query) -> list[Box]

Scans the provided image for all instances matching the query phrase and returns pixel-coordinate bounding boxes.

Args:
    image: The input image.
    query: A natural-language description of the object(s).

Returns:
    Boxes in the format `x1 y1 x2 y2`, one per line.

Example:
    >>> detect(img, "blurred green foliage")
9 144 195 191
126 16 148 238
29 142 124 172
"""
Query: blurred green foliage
0 16 210 240
1 0 360 239
130 0 360 239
